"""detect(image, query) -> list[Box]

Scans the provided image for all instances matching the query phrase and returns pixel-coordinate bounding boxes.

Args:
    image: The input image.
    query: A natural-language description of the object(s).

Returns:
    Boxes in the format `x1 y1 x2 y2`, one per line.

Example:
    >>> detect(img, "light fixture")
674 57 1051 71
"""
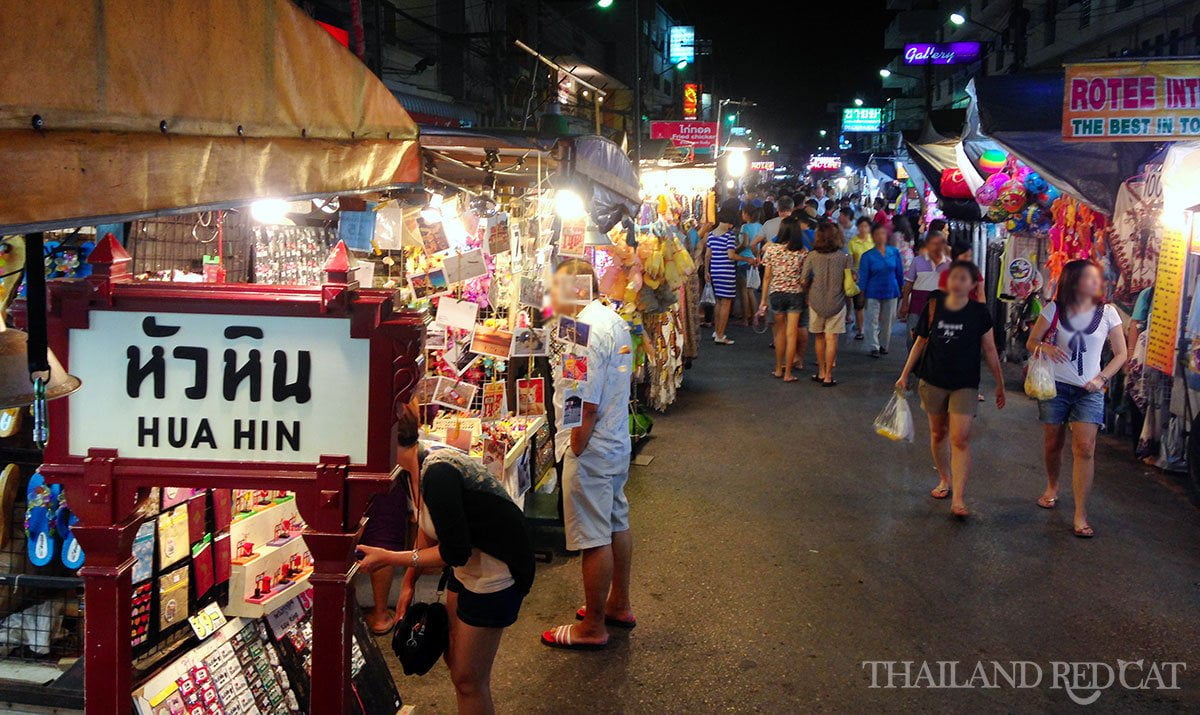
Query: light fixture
854 98 864 106
582 89 590 98
950 12 966 25
250 199 289 224
596 0 614 7
675 60 688 70
879 68 892 78
555 189 587 220
726 114 736 123
724 142 750 178
818 129 827 137
420 207 442 224
725 179 735 189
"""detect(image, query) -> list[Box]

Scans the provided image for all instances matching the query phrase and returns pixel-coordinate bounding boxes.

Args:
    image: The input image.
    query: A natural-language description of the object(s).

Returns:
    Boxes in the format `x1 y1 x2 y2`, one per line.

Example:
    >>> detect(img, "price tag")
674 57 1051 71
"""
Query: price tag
188 602 227 641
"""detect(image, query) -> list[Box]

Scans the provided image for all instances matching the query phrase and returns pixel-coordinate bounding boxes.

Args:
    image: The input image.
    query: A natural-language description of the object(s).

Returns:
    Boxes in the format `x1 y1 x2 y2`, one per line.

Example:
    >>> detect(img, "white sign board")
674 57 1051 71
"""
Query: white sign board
69 312 370 463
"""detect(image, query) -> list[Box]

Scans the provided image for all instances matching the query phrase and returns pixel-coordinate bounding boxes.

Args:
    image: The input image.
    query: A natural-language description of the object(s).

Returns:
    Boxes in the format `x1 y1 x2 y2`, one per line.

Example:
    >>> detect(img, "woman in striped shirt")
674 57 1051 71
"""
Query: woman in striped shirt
705 201 752 345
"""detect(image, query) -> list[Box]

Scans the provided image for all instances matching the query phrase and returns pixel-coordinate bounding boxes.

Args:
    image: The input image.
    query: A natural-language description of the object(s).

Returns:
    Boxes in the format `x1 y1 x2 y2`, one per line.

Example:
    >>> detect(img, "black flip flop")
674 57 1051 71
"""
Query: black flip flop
822 380 839 387
576 607 637 630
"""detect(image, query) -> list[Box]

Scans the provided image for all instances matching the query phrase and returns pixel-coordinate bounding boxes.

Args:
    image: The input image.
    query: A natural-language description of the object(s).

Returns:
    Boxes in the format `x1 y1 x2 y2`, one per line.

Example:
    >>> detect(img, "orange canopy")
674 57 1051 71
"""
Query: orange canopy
0 0 420 232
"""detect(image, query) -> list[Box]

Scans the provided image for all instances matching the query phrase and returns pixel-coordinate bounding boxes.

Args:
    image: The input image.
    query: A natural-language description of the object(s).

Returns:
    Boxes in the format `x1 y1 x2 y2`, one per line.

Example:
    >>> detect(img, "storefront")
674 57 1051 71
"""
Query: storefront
0 2 423 712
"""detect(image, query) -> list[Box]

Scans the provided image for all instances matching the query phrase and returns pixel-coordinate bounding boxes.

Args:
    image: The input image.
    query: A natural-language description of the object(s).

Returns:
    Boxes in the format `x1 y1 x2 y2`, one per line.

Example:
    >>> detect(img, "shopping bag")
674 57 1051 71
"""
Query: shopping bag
1024 351 1058 400
843 268 861 298
700 283 716 306
874 391 914 442
746 268 761 290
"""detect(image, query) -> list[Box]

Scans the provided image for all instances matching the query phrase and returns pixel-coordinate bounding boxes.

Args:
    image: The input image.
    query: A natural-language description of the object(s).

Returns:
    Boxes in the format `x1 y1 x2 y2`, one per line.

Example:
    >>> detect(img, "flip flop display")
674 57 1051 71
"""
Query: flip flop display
24 472 57 567
57 491 85 569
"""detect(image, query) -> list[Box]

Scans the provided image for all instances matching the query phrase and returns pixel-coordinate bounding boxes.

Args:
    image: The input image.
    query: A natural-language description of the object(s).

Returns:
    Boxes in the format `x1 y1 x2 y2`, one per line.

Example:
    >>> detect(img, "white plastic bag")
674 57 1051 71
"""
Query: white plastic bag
874 391 914 442
1024 351 1058 400
700 283 716 306
745 267 761 290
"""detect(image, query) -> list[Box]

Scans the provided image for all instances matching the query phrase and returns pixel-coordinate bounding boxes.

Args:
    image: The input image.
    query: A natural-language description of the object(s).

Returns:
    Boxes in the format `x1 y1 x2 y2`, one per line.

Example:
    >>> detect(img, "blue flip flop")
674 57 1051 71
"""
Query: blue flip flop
24 473 57 567
57 491 84 569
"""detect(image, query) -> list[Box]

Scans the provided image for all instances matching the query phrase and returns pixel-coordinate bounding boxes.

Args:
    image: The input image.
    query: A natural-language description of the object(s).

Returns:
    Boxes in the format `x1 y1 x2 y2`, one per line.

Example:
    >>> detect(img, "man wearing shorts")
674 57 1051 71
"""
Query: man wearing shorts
542 259 635 650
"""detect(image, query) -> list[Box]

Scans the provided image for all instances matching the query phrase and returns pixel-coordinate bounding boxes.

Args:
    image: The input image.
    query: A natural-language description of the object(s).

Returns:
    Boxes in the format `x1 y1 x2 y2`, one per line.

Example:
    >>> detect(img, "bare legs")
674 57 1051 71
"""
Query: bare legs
794 327 809 370
817 332 839 384
1041 422 1097 531
783 313 800 381
714 298 733 341
771 312 787 377
948 414 974 514
365 566 394 633
928 413 951 492
813 333 826 379
444 590 504 715
607 529 634 621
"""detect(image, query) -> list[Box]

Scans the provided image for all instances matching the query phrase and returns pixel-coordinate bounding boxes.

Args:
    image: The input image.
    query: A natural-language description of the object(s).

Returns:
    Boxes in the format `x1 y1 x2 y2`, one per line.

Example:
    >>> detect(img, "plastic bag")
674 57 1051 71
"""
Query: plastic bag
745 267 761 290
874 391 914 442
700 283 716 306
1024 351 1058 400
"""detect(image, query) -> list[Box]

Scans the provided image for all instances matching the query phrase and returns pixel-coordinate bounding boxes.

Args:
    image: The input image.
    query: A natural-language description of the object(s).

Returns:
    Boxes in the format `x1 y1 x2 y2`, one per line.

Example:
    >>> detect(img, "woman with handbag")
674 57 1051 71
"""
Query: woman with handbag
895 261 1007 518
359 402 535 714
1025 260 1127 538
800 221 851 386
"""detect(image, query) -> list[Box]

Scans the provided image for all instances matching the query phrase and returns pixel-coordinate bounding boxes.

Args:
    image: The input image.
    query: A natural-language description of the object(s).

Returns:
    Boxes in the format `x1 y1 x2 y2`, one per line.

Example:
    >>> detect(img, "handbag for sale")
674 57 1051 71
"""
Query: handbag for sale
940 168 973 199
843 268 861 298
392 569 450 676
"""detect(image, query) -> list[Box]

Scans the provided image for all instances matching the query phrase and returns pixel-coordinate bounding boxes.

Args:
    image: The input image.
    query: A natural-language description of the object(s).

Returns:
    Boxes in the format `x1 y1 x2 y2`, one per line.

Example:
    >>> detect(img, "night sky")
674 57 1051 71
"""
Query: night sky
667 0 894 155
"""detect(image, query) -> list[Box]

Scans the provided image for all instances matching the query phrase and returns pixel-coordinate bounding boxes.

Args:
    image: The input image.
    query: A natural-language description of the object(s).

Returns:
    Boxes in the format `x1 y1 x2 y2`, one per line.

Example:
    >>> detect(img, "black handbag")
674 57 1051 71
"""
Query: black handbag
391 569 451 676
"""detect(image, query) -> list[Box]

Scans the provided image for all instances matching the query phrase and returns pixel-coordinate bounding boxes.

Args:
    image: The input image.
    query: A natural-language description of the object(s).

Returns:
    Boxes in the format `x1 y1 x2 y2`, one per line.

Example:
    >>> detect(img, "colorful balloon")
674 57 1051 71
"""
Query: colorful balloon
979 149 1007 173
975 183 999 205
1024 172 1048 194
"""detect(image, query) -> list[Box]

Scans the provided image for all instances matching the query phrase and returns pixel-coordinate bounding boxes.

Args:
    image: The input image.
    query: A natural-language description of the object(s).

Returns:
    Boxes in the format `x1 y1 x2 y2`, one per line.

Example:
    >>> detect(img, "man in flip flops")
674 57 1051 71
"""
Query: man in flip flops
543 260 637 650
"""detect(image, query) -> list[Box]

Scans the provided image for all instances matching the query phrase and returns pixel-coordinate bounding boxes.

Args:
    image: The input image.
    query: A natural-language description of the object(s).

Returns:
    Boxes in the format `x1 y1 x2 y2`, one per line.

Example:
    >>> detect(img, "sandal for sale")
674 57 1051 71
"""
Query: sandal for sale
24 473 57 567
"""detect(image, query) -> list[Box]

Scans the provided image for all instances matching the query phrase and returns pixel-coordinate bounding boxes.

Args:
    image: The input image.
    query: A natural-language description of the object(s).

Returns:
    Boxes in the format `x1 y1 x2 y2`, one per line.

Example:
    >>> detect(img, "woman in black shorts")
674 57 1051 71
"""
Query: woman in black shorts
359 403 534 713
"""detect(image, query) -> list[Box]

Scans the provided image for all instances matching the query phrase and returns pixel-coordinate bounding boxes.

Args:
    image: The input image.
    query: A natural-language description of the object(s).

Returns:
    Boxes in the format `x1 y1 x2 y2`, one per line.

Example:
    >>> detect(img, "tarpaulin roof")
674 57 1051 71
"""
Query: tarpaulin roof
971 73 1160 214
903 112 982 221
0 0 420 233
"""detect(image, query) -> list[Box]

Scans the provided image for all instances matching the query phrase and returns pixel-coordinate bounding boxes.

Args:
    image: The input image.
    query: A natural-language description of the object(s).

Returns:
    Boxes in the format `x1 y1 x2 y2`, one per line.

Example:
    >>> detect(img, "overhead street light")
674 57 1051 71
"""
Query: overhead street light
879 68 892 78
950 12 966 25
675 59 688 70
596 0 614 8
818 129 827 137
854 98 864 106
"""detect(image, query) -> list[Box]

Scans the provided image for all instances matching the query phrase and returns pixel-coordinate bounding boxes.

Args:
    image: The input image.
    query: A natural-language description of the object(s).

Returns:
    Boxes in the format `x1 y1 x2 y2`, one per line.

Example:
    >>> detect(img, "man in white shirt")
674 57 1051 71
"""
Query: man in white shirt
759 196 793 245
542 259 636 650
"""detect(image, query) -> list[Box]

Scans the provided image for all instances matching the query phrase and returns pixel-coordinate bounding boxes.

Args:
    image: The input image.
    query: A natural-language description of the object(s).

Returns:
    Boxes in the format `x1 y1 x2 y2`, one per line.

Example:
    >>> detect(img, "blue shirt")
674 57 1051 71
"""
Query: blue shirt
857 245 905 300
738 222 762 258
801 229 815 251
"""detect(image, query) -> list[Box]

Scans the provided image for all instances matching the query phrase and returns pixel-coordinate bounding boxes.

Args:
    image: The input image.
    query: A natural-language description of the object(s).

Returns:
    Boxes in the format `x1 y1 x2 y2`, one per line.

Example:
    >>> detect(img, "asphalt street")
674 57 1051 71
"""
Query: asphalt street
375 323 1200 713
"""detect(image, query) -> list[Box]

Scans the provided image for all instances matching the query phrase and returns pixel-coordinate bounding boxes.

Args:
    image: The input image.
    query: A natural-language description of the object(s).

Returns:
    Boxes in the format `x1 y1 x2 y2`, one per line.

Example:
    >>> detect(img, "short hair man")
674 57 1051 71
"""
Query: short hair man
760 195 794 244
541 259 636 649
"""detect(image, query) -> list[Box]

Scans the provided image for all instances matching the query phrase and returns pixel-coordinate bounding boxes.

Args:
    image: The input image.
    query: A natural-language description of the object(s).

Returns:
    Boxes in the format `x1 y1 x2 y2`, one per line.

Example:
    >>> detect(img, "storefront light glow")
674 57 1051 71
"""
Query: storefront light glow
249 198 289 224
555 190 586 220
420 207 442 224
443 215 469 249
724 150 749 177
726 179 735 189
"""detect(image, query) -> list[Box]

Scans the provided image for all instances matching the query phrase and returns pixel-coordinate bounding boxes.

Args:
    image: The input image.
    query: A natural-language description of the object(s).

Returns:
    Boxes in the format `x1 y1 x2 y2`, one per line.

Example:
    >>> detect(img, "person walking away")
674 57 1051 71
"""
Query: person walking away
543 259 637 647
900 230 951 346
758 217 810 381
847 217 873 340
759 196 793 245
736 205 764 325
895 261 1006 518
1025 259 1127 538
358 402 535 715
704 201 747 344
801 222 850 386
857 222 905 358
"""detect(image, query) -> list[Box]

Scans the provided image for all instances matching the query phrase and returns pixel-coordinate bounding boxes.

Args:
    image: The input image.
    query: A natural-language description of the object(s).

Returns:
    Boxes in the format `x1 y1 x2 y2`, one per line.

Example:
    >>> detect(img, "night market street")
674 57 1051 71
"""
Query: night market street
381 326 1200 713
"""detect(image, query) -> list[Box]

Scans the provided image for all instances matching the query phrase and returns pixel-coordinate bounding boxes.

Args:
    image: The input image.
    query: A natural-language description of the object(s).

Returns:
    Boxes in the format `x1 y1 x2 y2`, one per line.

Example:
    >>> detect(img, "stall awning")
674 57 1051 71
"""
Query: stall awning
0 0 420 233
971 73 1159 214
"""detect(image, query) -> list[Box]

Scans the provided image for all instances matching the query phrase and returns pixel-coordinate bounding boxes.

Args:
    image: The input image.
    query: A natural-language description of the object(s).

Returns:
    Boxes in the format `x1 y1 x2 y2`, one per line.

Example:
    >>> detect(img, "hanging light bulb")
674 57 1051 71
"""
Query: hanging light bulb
250 199 289 224
555 190 586 220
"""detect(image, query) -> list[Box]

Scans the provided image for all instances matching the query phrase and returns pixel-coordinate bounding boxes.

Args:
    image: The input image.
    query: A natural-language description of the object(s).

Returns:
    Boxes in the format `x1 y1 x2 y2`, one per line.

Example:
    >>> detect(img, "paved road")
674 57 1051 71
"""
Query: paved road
379 324 1200 713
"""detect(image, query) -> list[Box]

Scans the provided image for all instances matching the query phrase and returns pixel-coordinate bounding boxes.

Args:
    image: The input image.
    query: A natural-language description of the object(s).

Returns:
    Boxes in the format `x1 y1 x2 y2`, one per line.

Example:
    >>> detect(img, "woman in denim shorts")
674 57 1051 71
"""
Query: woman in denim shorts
758 217 810 382
1026 261 1128 538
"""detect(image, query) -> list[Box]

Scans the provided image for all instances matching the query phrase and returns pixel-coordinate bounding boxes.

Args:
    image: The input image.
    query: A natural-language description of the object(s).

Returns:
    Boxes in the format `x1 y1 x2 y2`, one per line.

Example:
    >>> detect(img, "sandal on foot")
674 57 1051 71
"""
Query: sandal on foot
576 607 637 629
541 625 608 650
1073 525 1095 538
367 608 397 636
930 485 951 499
810 374 823 382
821 380 839 387
1036 496 1058 509
782 375 799 383
951 505 970 519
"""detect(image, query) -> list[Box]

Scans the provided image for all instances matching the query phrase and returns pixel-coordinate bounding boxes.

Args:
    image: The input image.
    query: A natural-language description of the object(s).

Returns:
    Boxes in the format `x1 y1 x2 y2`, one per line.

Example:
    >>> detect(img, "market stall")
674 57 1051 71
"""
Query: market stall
0 2 423 713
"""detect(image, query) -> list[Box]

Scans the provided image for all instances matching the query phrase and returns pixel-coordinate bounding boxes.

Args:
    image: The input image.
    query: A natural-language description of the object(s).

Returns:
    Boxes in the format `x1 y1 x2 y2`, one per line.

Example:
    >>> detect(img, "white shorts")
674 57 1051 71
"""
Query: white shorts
562 452 630 551
809 306 847 334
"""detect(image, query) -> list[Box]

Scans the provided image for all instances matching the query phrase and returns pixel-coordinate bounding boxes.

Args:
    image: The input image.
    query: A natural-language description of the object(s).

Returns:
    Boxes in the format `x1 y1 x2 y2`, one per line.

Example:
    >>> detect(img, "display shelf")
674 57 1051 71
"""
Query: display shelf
224 532 313 619
223 572 311 619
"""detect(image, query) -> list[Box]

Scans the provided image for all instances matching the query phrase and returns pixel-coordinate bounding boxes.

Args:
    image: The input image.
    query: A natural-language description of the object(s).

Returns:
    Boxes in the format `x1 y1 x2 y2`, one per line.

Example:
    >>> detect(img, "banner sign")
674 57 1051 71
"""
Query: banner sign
668 26 695 65
68 311 371 463
1063 60 1200 141
1145 228 1189 373
683 83 699 119
649 121 718 150
750 161 775 171
842 107 882 133
903 42 981 66
808 156 842 171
